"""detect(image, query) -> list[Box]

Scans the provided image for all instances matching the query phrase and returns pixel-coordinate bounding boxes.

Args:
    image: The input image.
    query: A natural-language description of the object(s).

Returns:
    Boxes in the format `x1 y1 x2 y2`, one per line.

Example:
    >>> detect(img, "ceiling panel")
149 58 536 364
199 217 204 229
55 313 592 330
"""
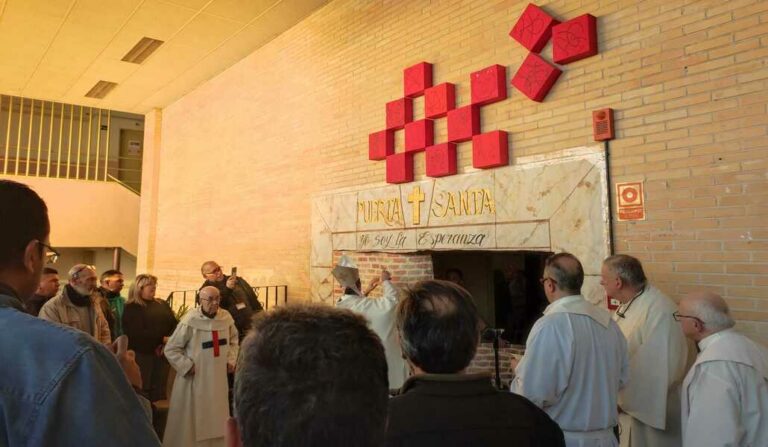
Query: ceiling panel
203 0 275 23
0 0 332 113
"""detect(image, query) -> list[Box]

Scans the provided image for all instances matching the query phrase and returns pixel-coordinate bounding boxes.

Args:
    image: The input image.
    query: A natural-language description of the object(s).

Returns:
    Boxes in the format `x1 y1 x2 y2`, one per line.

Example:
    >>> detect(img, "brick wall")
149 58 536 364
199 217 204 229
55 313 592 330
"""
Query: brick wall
142 0 768 341
466 341 522 388
331 251 433 299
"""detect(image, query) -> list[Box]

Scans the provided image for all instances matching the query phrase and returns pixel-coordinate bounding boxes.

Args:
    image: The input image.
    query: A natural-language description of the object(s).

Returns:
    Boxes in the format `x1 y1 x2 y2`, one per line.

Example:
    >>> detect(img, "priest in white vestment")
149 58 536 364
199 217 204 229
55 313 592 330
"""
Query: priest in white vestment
601 255 690 447
511 253 629 447
333 255 409 390
677 291 768 447
164 286 239 447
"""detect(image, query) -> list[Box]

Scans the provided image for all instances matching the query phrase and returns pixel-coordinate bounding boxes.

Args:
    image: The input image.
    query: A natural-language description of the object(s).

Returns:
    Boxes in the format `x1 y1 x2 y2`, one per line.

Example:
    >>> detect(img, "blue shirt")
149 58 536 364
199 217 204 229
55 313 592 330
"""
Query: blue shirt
0 293 161 447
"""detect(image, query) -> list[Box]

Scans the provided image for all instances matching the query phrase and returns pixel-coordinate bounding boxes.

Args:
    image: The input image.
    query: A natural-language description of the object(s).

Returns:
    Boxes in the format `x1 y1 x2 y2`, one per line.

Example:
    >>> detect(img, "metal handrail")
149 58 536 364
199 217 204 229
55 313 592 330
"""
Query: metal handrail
167 285 288 311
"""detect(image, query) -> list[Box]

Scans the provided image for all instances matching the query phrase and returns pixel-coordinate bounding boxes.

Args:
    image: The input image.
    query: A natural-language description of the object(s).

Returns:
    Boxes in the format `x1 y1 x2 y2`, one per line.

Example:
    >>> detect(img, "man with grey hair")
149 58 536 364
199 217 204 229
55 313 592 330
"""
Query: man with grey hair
676 291 768 447
512 253 629 447
164 286 239 447
39 264 111 344
600 254 690 447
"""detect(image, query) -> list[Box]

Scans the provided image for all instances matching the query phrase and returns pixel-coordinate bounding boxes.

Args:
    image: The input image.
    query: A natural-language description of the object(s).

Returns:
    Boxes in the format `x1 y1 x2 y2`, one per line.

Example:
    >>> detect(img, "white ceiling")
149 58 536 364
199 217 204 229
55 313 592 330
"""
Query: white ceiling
0 0 329 114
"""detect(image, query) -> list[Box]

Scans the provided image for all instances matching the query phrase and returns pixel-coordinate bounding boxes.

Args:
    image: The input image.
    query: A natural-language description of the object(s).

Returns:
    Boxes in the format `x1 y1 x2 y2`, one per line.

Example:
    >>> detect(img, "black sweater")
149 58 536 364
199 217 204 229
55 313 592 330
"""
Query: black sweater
122 299 177 354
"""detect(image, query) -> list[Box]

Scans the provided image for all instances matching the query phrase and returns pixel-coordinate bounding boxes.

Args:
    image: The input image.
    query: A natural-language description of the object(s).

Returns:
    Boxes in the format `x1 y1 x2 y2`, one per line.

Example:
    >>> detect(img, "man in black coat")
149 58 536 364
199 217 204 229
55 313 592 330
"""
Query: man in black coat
199 261 263 341
386 280 564 447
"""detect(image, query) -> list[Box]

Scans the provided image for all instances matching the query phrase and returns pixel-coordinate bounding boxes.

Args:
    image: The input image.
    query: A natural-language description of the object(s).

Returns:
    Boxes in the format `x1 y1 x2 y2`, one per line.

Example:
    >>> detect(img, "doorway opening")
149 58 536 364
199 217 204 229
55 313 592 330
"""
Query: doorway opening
432 250 553 345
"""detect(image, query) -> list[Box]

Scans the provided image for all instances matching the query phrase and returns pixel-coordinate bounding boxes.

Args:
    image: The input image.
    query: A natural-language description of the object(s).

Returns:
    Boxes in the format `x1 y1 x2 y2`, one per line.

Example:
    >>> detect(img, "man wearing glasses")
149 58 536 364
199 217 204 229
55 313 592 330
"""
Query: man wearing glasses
200 260 262 341
164 286 239 447
600 255 690 447
39 263 112 345
511 252 628 447
676 291 768 447
0 179 160 446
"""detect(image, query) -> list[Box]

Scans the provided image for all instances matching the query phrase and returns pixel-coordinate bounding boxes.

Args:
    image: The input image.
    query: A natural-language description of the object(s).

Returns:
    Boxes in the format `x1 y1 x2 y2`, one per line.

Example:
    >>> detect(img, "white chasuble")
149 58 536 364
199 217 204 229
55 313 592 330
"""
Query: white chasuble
682 329 768 447
613 285 690 447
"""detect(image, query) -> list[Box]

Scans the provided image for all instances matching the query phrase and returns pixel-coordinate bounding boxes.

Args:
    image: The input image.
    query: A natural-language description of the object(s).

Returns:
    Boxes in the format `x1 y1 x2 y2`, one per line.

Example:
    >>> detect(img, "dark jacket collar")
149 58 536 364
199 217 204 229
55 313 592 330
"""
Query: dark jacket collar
0 282 25 312
399 372 496 396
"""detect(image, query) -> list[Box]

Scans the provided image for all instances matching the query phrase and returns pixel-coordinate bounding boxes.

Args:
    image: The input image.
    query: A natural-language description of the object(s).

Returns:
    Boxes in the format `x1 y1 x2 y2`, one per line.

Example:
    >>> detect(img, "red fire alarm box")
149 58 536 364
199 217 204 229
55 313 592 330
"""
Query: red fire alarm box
592 108 614 141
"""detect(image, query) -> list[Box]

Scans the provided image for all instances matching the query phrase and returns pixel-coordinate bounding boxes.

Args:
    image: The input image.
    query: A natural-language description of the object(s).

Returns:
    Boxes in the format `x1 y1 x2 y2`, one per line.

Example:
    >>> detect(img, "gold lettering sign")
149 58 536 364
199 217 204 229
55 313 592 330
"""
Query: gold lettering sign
430 187 496 219
357 197 403 227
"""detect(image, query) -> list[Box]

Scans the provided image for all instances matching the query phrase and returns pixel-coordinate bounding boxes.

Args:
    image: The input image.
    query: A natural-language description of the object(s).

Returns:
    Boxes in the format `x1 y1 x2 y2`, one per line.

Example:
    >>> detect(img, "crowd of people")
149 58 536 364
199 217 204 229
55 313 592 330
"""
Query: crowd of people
1 177 767 447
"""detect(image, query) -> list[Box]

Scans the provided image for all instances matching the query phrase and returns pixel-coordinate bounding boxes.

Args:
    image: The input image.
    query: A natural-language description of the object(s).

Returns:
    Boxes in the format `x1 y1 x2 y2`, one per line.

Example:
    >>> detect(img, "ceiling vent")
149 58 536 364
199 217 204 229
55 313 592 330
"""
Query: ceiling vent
85 81 118 99
121 37 164 64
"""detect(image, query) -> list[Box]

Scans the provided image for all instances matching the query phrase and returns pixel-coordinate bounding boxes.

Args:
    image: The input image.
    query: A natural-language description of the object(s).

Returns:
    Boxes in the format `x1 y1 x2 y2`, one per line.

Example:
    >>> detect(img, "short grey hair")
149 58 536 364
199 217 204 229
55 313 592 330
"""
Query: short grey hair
603 254 647 288
68 264 95 280
689 297 735 332
545 253 584 295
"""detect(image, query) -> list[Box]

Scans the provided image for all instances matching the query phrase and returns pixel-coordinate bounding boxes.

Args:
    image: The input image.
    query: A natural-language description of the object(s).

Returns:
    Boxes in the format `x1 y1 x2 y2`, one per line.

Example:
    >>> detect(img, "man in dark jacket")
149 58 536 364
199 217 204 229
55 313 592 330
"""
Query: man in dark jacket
199 260 263 340
386 280 564 447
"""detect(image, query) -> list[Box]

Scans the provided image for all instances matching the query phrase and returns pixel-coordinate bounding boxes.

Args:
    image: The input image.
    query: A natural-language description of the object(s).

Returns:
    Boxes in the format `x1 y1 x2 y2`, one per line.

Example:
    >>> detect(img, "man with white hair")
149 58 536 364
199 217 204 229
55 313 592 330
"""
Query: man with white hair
164 286 239 447
676 291 768 447
39 264 111 344
600 255 690 447
334 255 409 390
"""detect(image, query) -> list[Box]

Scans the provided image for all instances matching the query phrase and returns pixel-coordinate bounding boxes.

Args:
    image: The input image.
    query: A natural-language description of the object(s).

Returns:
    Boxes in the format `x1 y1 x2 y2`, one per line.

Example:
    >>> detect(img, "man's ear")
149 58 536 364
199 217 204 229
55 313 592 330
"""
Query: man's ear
22 240 40 273
226 416 242 447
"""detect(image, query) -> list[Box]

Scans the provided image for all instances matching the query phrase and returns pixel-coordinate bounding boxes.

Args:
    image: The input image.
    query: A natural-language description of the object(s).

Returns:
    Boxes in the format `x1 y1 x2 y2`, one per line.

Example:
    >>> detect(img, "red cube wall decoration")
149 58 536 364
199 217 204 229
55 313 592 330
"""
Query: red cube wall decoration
368 129 394 160
511 52 562 102
509 3 559 53
472 130 509 169
424 83 456 119
426 143 457 177
385 152 414 184
404 62 433 98
447 105 480 143
553 14 598 64
386 98 413 130
404 119 434 152
471 64 507 106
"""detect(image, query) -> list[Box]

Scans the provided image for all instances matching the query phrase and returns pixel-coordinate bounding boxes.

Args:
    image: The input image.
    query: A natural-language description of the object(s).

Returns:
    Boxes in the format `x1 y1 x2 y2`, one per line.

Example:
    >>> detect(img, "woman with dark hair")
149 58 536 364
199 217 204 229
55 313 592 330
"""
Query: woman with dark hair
122 274 177 402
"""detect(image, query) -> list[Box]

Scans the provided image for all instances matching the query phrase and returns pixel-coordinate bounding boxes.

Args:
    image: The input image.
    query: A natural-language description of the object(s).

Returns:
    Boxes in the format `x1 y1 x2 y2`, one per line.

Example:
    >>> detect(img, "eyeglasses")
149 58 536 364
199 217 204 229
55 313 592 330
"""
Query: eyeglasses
72 264 96 279
200 297 221 304
37 241 60 264
203 266 222 276
539 277 557 285
672 311 703 325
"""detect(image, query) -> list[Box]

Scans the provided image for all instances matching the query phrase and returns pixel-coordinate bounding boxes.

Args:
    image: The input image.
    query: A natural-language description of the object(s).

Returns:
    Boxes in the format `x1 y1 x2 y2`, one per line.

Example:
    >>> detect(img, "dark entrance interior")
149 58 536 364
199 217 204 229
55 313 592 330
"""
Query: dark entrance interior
432 250 552 345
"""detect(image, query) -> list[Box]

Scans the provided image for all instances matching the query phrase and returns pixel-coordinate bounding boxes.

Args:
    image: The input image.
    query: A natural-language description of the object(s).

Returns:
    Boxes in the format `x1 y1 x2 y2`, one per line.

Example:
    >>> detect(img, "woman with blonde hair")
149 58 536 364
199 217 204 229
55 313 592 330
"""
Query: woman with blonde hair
122 274 177 403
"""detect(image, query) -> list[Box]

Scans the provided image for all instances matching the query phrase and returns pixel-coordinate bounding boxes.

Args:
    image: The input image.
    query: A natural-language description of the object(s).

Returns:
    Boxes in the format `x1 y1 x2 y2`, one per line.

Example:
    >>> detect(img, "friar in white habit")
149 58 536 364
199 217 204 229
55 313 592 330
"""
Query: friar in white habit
677 291 768 447
600 255 691 447
333 255 409 390
511 253 628 447
163 286 239 447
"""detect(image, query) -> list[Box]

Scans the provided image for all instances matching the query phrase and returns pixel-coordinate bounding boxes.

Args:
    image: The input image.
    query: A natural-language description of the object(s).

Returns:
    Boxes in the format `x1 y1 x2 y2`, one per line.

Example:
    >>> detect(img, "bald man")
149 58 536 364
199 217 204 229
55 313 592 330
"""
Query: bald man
164 286 239 447
676 292 768 447
511 253 628 447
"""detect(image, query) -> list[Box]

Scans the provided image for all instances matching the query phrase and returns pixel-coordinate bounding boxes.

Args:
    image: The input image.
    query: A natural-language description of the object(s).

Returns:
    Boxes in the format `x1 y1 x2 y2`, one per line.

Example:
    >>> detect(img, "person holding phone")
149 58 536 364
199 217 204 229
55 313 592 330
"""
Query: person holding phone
199 261 262 341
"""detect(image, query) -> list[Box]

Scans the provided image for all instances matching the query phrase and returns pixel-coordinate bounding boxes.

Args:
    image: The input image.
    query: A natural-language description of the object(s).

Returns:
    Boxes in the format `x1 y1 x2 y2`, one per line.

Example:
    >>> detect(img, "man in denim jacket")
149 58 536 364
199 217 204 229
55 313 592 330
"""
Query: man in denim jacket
0 179 160 447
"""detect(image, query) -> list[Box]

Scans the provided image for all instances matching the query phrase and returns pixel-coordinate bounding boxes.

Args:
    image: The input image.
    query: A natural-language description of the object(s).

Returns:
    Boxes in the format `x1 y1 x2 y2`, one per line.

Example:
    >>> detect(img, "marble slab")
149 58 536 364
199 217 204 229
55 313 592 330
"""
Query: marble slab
332 232 357 251
495 158 595 222
398 180 435 228
550 166 609 275
415 225 495 250
356 185 404 231
331 191 358 232
357 229 416 251
310 197 333 267
427 171 497 227
309 266 334 304
495 221 550 249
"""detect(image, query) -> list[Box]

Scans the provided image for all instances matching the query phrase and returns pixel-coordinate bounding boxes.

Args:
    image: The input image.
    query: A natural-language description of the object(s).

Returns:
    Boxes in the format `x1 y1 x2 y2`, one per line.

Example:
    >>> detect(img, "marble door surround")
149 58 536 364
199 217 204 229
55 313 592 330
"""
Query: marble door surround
311 145 611 306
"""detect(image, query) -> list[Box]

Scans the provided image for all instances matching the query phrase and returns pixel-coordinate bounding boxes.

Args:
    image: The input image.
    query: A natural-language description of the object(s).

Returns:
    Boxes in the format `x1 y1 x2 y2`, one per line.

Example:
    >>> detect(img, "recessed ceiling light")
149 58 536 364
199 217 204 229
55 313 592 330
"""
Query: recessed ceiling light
121 37 164 64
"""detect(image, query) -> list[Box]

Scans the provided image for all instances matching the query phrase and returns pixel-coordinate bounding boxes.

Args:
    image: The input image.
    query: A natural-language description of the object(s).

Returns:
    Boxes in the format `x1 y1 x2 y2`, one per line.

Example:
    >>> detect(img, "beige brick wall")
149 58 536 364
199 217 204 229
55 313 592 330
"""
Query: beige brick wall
142 0 768 341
